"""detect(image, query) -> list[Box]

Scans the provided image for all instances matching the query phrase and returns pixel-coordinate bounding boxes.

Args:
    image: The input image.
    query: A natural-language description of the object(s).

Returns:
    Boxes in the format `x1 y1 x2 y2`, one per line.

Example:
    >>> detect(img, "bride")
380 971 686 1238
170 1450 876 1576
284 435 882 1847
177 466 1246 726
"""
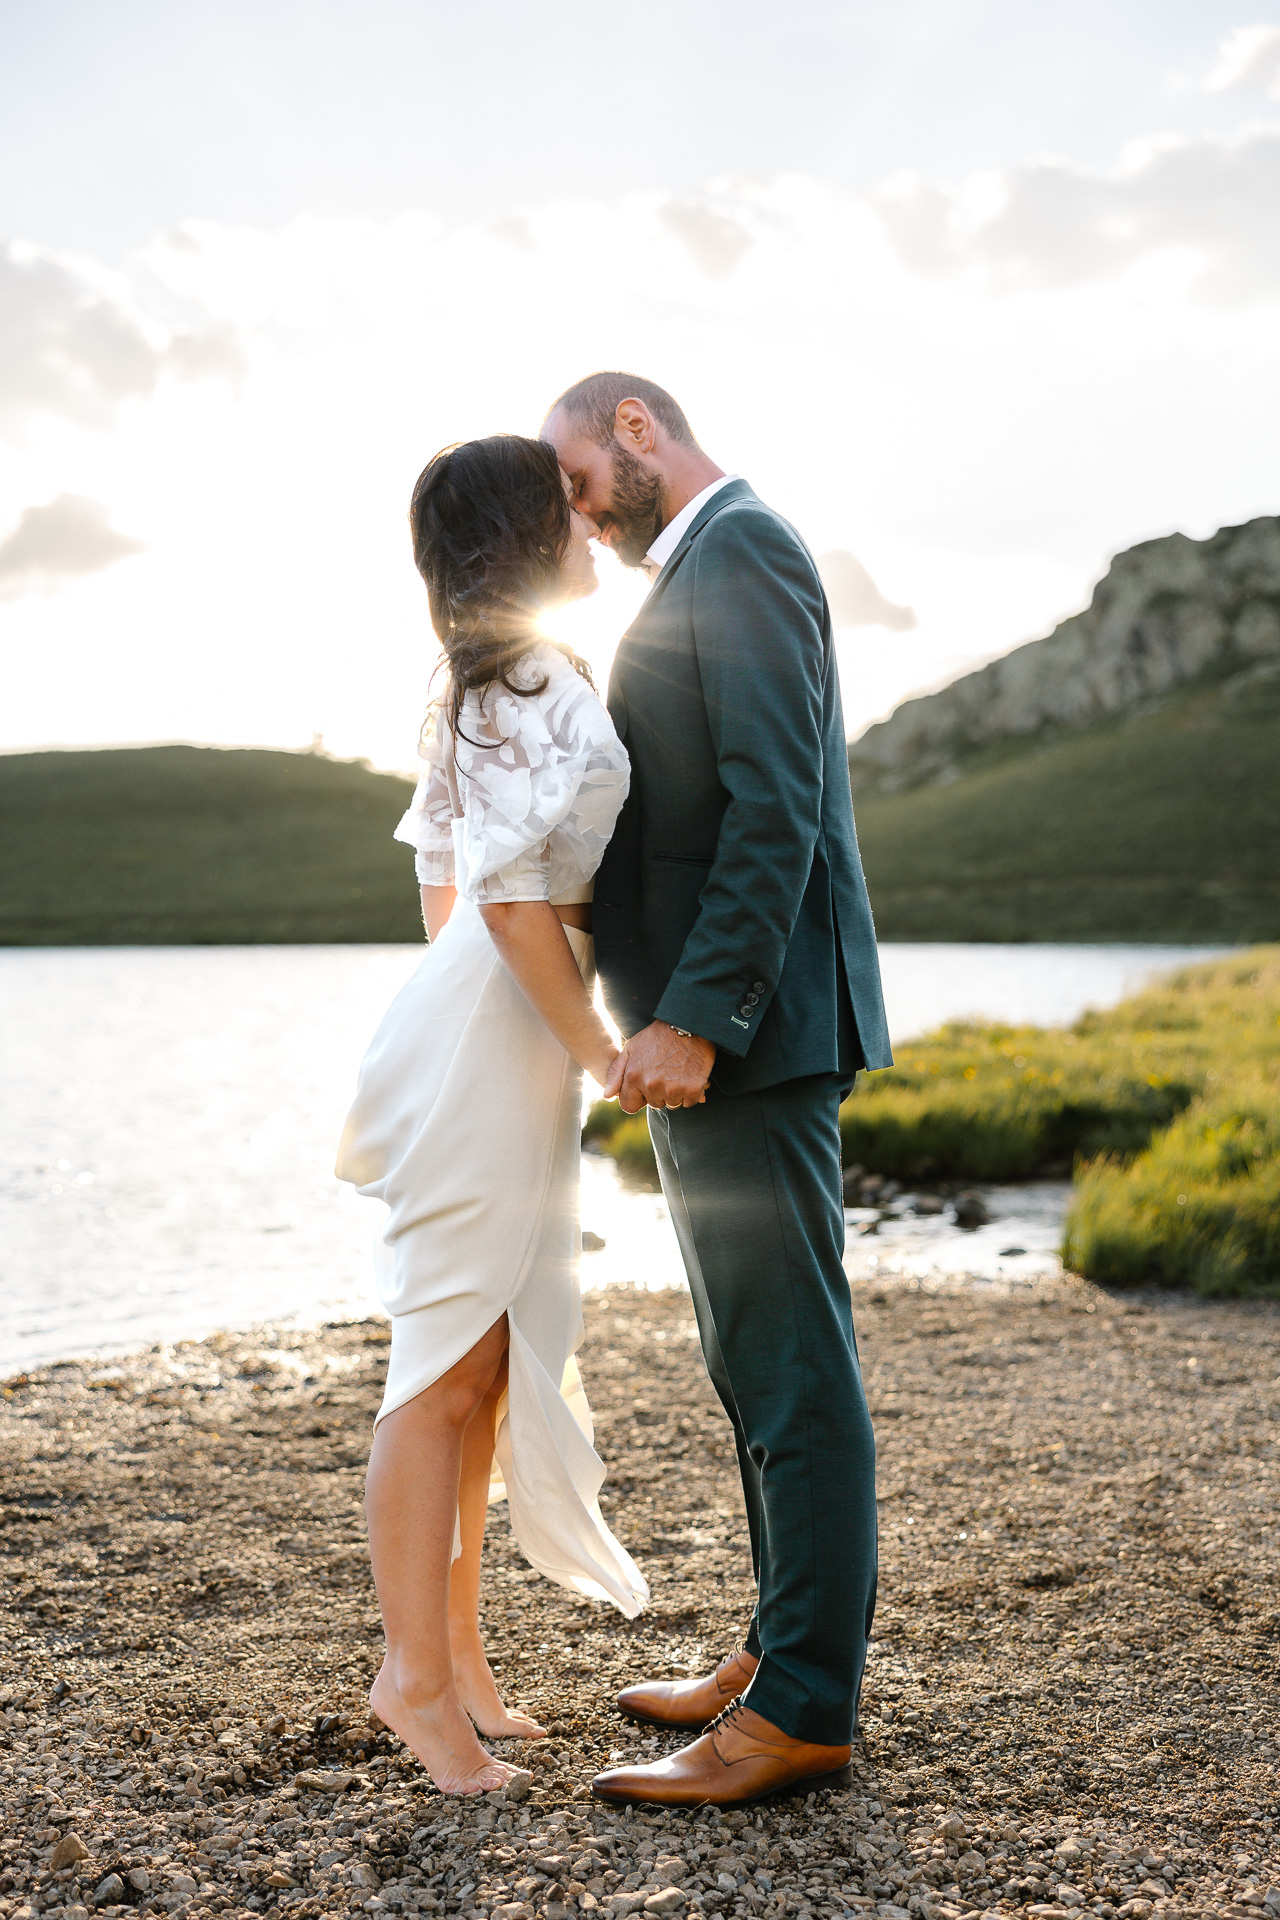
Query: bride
336 434 648 1796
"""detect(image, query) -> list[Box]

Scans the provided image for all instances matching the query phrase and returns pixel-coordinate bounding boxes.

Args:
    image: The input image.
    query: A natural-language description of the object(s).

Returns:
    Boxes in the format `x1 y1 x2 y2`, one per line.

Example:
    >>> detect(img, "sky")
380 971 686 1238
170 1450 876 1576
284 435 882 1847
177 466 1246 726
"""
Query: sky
2 0 1280 769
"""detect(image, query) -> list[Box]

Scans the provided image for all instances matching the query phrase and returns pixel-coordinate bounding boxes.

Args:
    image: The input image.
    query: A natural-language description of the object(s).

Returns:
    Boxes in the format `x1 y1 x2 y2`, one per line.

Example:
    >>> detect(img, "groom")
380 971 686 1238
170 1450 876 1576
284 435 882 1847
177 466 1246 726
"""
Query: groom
543 374 893 1807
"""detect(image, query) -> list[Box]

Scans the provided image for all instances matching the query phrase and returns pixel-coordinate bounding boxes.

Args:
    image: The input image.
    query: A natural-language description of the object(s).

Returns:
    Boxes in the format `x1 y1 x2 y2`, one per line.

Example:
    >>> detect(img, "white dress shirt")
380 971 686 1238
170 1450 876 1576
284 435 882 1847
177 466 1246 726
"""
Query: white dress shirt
642 474 738 580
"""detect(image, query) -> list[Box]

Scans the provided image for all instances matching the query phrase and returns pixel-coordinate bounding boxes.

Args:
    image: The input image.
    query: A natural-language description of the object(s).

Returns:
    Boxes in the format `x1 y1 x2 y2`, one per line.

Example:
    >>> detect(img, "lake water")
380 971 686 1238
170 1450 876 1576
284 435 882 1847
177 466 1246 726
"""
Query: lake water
0 942 1227 1370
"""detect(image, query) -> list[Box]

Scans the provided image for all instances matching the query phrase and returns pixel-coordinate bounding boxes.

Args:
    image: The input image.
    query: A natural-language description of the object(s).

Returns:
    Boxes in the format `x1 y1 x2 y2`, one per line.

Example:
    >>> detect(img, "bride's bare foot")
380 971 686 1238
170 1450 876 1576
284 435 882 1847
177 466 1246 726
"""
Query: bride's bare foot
370 1661 521 1795
450 1628 548 1741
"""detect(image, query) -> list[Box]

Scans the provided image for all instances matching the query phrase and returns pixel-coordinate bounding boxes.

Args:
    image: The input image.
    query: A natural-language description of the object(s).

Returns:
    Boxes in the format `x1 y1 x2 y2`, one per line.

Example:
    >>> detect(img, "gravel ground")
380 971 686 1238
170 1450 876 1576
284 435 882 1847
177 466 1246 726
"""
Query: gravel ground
2 1271 1278 1920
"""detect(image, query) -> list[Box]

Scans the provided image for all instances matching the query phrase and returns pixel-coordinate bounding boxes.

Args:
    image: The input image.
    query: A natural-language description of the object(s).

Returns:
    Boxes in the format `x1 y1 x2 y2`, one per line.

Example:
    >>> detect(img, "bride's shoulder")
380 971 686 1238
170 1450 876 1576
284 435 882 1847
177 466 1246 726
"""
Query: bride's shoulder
516 644 613 733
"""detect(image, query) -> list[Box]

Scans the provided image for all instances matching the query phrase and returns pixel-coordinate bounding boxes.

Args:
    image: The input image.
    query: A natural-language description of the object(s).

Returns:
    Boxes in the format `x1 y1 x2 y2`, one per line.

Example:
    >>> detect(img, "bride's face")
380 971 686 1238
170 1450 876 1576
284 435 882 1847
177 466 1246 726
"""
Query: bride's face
556 473 600 604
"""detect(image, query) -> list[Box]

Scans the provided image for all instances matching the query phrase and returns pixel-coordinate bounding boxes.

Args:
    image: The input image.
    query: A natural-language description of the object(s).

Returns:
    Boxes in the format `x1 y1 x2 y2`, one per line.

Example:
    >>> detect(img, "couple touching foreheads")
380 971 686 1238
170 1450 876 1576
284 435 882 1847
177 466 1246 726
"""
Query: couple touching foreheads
336 372 893 1808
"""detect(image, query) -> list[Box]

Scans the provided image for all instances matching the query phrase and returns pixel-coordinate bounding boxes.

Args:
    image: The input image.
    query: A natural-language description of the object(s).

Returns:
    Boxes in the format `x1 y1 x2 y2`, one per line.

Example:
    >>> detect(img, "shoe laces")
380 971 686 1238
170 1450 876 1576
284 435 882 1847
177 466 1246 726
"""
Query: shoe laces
707 1699 748 1739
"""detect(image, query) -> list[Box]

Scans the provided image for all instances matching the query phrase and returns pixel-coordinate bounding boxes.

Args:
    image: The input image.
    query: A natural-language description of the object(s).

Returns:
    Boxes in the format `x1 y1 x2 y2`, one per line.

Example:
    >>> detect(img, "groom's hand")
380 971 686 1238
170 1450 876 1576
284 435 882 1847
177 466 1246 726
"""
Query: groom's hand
610 1022 715 1114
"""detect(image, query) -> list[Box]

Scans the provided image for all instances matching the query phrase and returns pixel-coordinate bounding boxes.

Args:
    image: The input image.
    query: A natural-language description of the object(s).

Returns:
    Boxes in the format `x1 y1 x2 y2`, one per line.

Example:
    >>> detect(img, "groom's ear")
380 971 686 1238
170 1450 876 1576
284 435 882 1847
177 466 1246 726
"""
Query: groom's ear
613 398 658 456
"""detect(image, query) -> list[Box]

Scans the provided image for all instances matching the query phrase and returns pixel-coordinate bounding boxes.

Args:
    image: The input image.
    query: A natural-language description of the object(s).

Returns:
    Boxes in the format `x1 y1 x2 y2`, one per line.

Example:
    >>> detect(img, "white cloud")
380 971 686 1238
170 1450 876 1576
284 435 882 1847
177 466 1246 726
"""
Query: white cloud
657 200 755 278
818 550 917 631
0 493 144 596
876 126 1280 302
1 155 1278 763
1204 22 1280 96
0 238 245 438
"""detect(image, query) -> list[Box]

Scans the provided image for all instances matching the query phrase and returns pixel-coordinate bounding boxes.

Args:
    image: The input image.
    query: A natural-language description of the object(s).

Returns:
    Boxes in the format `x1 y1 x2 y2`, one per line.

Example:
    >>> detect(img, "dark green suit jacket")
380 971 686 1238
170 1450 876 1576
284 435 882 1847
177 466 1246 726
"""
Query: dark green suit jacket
594 479 893 1096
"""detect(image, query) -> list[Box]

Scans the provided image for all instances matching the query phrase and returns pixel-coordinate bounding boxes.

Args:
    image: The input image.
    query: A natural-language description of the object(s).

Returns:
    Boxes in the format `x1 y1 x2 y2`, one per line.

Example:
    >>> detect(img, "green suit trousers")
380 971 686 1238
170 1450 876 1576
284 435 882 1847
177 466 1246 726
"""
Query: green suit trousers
647 1072 878 1746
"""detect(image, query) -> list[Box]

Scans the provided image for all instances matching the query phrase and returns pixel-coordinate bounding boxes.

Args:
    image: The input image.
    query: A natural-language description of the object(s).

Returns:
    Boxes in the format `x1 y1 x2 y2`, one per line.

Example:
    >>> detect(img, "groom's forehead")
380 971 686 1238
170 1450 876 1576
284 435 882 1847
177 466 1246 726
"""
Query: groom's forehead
542 407 598 467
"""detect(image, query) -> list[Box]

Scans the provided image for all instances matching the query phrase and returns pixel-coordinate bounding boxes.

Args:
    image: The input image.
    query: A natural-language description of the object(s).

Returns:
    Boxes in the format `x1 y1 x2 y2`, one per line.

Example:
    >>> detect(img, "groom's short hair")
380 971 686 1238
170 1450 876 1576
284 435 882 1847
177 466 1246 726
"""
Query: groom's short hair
547 372 697 449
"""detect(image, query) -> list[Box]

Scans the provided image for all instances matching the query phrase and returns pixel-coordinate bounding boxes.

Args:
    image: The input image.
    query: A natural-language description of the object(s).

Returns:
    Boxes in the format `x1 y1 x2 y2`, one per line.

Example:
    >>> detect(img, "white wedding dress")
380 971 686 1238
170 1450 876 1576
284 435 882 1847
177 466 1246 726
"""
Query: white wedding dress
336 645 648 1617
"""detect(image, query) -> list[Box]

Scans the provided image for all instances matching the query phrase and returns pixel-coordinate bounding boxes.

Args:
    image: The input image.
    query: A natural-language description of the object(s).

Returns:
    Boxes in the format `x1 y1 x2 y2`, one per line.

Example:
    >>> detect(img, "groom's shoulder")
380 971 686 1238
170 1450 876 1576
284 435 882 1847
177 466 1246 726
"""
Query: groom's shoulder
695 488 820 580
698 485 810 555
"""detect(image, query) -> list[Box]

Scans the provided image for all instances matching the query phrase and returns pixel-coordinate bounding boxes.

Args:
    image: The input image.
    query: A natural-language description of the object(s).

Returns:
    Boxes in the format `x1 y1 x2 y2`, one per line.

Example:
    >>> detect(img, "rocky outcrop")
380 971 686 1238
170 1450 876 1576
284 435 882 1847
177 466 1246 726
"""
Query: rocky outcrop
850 514 1280 793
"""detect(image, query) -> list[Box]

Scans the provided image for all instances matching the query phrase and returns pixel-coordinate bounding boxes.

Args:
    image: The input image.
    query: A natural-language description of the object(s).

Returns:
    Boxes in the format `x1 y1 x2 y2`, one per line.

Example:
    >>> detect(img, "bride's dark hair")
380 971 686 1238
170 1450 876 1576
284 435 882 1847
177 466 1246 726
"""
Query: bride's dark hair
409 434 592 741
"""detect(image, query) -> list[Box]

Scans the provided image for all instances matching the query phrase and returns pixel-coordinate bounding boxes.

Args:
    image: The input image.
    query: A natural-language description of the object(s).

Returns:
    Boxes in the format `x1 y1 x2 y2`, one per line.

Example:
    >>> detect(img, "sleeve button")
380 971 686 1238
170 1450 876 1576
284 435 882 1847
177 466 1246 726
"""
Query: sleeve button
752 980 766 992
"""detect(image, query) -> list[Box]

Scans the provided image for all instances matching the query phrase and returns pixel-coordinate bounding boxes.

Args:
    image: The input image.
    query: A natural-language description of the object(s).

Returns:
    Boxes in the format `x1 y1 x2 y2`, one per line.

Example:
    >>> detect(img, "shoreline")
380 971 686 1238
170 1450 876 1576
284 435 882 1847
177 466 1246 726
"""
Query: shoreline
2 1276 1277 1918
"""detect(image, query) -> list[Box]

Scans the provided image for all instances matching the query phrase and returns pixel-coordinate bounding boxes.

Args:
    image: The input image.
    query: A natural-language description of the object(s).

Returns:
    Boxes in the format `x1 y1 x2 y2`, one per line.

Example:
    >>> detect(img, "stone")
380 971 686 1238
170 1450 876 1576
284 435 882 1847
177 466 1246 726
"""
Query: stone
349 1863 382 1890
644 1892 686 1915
266 1871 296 1888
952 1193 989 1229
50 1832 88 1870
127 1868 151 1892
294 1768 355 1793
486 1768 533 1806
92 1873 125 1907
935 1815 967 1841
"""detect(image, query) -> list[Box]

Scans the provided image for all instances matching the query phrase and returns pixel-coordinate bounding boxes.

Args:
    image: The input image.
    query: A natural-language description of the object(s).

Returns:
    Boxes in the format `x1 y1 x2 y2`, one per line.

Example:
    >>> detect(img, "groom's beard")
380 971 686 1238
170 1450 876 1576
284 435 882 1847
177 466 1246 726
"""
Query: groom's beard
600 445 665 568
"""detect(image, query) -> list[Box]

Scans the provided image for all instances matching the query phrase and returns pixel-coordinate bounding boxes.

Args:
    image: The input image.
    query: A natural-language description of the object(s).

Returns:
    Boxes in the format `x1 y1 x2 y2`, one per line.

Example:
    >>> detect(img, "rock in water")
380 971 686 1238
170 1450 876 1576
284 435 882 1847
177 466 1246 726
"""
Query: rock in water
953 1191 989 1228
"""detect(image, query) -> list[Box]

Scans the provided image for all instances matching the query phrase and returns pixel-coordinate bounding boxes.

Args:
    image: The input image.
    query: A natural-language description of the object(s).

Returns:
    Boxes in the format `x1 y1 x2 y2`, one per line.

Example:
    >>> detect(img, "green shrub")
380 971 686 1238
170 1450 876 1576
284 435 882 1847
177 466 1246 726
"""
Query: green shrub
1063 1076 1280 1295
584 1106 661 1188
839 948 1280 1182
837 1027 1196 1180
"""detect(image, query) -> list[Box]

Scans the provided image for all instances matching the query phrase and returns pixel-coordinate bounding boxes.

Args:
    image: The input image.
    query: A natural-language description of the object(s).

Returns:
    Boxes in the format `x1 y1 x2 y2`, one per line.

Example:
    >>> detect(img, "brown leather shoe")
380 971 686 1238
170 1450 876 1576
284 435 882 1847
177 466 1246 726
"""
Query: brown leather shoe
617 1649 759 1730
592 1702 853 1808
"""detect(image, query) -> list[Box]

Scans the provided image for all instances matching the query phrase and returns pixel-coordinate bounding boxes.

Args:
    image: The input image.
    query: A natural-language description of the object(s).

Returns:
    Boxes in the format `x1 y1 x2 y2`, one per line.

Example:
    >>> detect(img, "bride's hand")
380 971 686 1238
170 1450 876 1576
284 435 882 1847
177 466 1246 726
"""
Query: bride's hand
599 1045 626 1098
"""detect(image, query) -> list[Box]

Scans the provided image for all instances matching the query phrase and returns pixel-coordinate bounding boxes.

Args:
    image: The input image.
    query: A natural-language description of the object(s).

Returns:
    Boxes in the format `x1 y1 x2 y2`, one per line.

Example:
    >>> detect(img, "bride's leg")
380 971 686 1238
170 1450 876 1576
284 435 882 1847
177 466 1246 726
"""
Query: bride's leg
449 1354 548 1741
365 1315 521 1795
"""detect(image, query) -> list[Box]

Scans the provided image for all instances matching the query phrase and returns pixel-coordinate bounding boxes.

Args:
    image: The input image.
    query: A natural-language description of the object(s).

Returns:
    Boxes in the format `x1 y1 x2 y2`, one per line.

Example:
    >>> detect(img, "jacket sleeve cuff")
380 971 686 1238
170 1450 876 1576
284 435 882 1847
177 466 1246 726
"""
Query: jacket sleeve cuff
653 984 767 1058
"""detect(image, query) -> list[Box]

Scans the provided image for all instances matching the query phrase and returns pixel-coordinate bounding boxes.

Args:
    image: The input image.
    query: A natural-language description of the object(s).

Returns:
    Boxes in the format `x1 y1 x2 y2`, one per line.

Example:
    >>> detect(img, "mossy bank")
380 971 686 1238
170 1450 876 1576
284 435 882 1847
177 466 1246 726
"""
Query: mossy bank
588 952 1280 1298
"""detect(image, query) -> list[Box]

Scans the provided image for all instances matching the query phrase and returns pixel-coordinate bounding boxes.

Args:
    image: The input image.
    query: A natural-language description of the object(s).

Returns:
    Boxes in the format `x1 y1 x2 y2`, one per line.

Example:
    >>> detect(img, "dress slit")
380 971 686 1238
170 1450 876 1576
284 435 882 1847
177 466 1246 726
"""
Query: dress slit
336 900 648 1619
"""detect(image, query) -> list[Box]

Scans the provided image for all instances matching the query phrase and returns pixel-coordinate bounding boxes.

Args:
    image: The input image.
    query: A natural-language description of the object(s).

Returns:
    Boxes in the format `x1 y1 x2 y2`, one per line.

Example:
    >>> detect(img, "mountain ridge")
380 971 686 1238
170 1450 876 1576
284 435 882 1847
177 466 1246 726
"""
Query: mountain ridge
850 514 1280 795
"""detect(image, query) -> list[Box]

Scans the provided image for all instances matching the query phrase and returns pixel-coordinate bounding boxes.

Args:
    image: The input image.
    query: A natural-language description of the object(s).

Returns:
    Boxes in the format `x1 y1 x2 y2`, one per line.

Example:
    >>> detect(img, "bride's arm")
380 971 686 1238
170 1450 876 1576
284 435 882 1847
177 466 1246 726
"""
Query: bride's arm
479 901 618 1086
421 884 456 942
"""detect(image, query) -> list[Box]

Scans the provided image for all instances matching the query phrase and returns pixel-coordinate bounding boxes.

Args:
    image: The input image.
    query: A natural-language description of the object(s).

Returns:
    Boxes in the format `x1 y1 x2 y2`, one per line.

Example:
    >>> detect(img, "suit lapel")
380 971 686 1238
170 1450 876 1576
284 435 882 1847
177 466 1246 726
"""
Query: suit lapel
642 477 756 605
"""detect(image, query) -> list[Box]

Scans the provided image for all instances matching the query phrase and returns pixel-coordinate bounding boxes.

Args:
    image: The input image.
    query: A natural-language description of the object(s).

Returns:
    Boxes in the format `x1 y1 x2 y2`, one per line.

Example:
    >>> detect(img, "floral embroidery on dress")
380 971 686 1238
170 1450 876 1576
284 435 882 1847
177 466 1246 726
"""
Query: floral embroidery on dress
394 645 630 903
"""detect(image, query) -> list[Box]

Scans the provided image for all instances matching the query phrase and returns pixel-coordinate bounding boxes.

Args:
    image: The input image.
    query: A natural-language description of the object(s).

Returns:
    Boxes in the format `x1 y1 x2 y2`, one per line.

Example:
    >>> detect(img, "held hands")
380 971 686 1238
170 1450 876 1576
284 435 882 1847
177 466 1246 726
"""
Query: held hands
602 1022 716 1115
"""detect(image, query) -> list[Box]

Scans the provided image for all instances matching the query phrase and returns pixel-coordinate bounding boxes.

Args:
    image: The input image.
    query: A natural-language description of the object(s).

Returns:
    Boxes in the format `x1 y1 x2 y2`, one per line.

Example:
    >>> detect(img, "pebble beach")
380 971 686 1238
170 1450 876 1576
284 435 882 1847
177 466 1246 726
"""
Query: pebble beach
2 1273 1278 1920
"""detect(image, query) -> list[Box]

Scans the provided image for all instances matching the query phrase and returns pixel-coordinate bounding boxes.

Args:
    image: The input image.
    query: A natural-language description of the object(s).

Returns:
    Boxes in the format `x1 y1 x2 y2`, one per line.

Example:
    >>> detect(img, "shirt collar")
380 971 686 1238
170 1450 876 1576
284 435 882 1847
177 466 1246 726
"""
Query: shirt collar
641 474 738 580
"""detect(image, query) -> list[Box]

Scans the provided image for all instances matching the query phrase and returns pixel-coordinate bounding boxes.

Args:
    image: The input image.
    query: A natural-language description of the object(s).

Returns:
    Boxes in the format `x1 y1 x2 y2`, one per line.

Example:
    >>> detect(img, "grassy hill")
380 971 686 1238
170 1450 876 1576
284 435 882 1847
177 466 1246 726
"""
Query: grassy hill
5 652 1278 948
852 660 1280 942
0 745 423 945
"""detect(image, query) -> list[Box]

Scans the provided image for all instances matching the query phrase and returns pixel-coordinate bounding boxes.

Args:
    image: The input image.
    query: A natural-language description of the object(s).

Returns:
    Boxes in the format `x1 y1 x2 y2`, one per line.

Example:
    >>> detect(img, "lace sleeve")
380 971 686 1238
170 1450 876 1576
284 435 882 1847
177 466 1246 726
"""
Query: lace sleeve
452 646 630 904
392 719 456 887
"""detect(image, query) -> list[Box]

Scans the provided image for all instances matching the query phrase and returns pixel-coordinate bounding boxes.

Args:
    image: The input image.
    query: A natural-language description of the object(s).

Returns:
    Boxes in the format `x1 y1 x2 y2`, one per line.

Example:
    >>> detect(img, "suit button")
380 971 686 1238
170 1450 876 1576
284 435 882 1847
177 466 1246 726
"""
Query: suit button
752 980 766 992
739 1005 753 1017
745 992 759 1005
